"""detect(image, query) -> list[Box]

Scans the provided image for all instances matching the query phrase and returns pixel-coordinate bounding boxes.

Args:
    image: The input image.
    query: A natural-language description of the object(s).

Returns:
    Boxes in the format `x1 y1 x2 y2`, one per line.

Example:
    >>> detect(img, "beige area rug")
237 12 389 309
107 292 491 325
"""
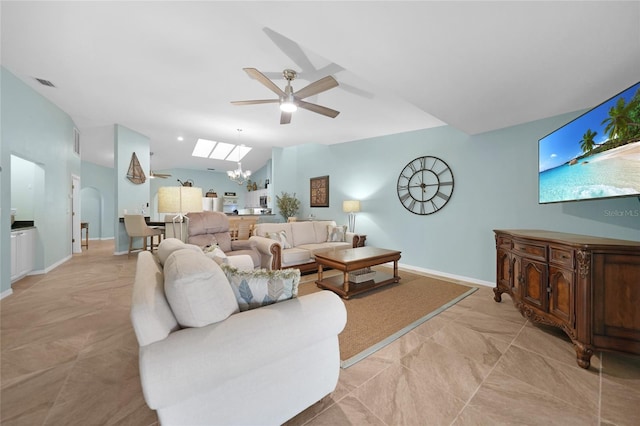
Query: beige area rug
298 267 477 368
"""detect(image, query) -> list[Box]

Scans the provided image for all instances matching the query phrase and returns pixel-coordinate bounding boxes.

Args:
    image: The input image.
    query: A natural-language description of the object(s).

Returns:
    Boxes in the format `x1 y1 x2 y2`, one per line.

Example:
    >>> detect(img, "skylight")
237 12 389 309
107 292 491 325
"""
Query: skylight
192 139 252 161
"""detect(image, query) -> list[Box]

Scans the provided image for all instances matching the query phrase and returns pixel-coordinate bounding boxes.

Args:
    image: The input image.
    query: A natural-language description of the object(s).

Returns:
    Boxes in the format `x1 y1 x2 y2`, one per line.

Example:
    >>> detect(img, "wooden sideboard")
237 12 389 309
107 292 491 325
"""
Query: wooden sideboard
493 229 640 369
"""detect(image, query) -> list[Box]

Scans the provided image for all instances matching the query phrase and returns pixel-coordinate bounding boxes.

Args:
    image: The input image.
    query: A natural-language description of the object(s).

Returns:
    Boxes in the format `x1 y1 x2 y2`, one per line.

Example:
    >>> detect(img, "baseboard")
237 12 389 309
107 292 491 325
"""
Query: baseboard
0 288 14 300
44 254 72 273
398 262 494 288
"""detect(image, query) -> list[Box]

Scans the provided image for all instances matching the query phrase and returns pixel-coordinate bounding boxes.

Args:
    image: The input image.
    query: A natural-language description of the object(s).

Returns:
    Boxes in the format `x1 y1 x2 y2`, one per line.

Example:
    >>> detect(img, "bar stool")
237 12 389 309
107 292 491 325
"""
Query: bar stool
123 215 164 257
81 222 89 249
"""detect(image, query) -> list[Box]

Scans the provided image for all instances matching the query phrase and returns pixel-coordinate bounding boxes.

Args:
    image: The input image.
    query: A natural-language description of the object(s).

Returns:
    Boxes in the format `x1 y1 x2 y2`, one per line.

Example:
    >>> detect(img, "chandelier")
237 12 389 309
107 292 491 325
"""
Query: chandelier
227 162 251 185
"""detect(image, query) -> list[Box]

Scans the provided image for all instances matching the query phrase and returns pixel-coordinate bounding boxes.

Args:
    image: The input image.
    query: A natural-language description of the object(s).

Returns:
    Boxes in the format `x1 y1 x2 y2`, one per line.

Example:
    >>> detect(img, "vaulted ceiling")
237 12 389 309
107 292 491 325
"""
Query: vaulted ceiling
2 1 638 174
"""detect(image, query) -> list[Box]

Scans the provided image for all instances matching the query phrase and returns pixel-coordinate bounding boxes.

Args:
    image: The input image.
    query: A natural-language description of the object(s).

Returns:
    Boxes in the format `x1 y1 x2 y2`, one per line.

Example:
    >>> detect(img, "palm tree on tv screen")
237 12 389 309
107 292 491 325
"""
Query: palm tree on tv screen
580 129 597 154
601 90 640 146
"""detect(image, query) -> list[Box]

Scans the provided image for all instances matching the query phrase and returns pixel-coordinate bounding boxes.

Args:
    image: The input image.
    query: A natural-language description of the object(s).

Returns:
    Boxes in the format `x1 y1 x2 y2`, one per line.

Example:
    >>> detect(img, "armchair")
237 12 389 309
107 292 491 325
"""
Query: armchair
186 211 261 268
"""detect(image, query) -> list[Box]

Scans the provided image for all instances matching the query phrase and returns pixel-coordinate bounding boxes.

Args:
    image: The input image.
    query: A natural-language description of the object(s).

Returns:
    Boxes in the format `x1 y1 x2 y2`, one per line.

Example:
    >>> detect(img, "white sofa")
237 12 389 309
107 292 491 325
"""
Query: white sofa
130 239 347 425
250 220 362 272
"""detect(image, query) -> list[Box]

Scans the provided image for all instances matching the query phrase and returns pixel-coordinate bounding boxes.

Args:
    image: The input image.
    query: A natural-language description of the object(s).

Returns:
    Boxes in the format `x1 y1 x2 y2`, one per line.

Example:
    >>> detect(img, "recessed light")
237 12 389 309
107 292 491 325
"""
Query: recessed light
177 136 184 141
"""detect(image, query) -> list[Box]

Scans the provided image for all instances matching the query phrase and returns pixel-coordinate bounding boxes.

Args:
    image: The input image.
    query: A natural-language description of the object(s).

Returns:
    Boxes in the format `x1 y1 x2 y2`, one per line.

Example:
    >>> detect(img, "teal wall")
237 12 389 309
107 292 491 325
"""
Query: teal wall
1 67 79 294
114 125 151 253
78 159 274 242
80 161 116 240
10 155 37 221
278 114 640 284
2 63 638 293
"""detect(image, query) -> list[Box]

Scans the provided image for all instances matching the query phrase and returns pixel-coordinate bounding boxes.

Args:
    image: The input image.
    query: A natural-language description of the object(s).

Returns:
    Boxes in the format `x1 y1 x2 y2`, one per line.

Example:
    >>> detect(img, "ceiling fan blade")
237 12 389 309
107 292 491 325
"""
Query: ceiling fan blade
151 172 171 178
294 75 339 99
280 111 292 125
243 68 286 97
297 100 340 118
231 99 279 106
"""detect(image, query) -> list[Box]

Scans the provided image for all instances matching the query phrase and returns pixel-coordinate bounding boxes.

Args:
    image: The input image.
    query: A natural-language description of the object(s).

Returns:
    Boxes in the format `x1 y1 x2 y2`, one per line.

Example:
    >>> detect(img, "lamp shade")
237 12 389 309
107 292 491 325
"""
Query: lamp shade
342 200 361 213
158 186 203 213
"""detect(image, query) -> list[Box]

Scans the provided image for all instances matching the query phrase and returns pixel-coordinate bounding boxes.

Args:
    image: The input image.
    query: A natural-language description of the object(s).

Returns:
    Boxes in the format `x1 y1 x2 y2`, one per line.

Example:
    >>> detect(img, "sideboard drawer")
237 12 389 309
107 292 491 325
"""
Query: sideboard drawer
496 235 512 250
549 246 574 268
513 240 547 261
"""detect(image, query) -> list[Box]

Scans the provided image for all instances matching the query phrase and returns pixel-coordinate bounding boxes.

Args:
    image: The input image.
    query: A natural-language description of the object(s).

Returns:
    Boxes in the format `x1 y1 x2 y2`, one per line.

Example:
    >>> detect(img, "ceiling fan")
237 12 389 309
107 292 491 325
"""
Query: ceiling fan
149 152 171 179
231 68 340 124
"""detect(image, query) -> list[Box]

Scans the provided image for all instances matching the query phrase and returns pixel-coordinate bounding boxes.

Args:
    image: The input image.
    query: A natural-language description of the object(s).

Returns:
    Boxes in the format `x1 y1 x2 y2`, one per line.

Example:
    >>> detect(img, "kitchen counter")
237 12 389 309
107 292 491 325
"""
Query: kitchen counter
11 220 35 230
226 213 275 217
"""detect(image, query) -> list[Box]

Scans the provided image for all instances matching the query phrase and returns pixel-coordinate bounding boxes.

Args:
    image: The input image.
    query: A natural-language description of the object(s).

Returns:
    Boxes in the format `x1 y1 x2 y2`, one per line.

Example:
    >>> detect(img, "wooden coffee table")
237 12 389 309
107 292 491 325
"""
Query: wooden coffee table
315 247 402 299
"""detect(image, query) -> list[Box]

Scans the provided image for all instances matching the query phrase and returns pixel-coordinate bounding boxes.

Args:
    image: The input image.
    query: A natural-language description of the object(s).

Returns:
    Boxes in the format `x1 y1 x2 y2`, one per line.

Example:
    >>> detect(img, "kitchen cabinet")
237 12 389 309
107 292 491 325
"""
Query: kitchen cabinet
494 229 640 369
11 228 35 282
245 188 268 208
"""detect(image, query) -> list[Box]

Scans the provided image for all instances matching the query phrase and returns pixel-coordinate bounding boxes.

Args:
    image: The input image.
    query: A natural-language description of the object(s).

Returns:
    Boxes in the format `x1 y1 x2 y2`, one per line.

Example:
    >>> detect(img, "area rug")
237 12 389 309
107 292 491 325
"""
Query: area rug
298 267 477 368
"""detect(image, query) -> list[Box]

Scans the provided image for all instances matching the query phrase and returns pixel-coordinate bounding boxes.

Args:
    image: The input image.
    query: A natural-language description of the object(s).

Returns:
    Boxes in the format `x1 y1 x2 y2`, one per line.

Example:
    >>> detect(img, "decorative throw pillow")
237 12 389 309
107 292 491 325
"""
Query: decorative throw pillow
266 230 292 249
163 249 239 327
327 225 347 242
203 245 228 265
221 264 300 311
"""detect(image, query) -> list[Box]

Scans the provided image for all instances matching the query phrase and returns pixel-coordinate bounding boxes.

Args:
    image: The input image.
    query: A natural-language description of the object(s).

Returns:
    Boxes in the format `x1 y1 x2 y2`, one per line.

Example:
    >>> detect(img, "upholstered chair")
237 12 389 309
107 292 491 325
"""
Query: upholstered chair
123 214 164 257
186 211 261 268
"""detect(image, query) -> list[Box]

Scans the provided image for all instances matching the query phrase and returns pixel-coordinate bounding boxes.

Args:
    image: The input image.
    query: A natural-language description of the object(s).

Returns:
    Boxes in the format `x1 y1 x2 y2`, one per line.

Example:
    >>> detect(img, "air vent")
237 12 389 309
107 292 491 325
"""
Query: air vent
34 78 56 87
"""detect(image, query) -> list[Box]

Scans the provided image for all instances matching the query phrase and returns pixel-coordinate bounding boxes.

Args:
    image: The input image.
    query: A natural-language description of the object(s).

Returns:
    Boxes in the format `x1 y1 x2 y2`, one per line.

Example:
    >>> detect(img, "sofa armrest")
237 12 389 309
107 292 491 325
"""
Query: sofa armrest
138 291 346 409
346 232 362 247
249 235 282 269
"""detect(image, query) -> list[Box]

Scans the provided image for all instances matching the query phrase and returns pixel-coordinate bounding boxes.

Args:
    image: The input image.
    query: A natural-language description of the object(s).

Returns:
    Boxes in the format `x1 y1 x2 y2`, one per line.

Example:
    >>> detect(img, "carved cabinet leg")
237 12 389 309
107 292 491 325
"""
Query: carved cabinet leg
573 342 594 369
493 287 504 302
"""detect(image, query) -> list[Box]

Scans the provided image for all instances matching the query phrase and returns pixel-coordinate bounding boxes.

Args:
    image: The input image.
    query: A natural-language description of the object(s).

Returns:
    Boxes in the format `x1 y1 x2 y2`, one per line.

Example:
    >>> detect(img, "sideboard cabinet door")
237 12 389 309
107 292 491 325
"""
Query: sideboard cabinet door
591 253 640 354
520 258 547 311
548 266 574 327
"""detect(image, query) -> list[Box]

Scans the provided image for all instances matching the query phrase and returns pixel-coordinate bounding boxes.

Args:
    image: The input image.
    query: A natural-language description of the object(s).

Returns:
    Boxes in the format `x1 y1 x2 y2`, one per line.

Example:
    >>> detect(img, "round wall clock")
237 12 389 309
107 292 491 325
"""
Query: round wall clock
397 156 455 215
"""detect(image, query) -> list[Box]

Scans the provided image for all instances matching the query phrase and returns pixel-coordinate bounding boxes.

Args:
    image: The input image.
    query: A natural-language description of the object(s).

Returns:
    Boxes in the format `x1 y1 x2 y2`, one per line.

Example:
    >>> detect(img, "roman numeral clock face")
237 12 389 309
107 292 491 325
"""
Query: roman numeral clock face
397 156 454 215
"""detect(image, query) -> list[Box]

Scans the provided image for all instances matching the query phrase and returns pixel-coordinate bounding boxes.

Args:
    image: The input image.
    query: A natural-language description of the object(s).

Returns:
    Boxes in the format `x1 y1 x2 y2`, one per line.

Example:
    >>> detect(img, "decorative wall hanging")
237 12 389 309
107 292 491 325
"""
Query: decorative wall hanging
126 152 146 184
310 175 329 207
397 156 454 215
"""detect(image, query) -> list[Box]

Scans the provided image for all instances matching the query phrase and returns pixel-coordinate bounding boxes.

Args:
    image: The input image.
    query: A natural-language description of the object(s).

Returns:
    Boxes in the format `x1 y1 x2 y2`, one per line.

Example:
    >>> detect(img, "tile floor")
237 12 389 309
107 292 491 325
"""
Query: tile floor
1 240 639 425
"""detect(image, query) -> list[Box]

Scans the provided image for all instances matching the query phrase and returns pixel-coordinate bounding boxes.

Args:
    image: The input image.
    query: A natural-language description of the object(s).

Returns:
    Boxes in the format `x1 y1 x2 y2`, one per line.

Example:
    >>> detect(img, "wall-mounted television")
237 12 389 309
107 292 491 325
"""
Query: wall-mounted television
538 81 640 204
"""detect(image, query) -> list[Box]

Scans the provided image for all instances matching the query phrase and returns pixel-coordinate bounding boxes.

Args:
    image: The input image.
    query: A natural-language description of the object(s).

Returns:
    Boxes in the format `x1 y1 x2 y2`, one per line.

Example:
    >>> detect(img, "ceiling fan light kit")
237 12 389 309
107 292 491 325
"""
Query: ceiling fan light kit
232 68 339 124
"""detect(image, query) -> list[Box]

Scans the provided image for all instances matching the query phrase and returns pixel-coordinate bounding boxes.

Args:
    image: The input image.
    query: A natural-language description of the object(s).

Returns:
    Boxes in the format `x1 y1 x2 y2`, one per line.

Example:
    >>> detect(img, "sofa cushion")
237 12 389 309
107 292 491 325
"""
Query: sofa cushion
327 225 347 242
253 223 292 239
313 221 336 243
266 230 292 249
290 221 316 246
131 252 179 347
221 264 301 311
281 247 314 266
164 249 239 327
187 211 229 235
157 238 202 265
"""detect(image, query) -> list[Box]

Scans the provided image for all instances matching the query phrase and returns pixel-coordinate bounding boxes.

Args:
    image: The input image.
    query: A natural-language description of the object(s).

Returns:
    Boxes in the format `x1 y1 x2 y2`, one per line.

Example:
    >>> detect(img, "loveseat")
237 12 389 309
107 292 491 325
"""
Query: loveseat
130 238 347 425
250 220 361 272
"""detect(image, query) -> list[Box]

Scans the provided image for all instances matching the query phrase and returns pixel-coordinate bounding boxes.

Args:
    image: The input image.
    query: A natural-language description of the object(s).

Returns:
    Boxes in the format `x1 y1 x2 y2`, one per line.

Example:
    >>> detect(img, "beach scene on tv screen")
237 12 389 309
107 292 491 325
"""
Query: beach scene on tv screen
539 82 640 203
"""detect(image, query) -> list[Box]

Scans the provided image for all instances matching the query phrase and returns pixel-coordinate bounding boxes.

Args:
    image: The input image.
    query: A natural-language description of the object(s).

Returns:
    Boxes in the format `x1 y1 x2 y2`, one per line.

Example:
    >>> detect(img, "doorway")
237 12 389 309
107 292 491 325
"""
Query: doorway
72 175 81 253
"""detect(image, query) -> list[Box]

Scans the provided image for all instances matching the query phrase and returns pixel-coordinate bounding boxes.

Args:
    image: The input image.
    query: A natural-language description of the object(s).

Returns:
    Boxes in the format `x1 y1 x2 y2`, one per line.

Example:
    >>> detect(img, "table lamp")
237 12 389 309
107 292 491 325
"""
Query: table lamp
158 186 203 240
342 200 361 233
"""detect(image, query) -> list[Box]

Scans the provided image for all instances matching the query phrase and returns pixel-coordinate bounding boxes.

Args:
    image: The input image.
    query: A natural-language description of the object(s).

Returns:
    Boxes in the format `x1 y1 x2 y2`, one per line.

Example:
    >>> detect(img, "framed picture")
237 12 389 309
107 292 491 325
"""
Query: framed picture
310 175 329 207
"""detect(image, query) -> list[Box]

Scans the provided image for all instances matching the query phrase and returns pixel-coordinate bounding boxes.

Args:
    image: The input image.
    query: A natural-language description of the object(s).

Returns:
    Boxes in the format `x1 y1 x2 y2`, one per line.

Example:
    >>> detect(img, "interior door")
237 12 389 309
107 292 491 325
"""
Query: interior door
72 175 81 253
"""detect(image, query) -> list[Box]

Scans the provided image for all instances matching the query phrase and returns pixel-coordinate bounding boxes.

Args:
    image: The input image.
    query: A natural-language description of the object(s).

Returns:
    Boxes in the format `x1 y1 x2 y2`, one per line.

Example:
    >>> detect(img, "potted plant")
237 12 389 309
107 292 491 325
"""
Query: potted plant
276 192 301 221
